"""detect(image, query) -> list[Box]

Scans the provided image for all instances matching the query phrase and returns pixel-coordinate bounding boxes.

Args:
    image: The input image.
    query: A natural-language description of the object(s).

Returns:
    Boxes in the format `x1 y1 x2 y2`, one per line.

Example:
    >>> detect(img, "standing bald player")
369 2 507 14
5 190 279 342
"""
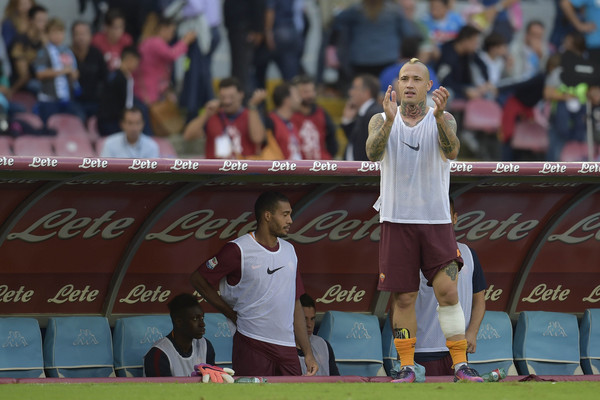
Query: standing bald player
366 58 483 383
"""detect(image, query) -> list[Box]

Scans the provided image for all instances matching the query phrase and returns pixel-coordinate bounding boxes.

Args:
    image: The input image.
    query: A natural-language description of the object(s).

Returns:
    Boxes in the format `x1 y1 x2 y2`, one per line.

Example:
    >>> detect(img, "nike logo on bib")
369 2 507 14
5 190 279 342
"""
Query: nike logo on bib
267 266 285 274
402 141 420 151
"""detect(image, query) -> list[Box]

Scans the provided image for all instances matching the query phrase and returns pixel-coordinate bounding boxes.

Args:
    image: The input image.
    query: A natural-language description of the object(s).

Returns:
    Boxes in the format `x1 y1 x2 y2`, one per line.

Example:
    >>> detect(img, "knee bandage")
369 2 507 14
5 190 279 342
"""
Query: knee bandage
437 302 465 339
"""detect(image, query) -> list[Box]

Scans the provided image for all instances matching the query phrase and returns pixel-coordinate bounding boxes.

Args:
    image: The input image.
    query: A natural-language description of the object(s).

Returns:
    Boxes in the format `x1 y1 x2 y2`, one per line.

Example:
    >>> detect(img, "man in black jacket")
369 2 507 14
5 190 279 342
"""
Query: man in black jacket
341 74 383 161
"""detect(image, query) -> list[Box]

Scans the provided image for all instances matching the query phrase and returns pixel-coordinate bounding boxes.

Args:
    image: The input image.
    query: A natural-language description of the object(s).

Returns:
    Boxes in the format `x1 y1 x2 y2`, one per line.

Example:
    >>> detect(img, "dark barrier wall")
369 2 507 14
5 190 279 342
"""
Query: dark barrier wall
1 157 599 322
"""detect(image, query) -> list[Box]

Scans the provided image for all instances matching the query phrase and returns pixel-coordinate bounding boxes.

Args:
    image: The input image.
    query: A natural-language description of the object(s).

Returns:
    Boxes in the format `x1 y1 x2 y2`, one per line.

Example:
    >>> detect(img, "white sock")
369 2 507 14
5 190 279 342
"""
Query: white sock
454 362 467 372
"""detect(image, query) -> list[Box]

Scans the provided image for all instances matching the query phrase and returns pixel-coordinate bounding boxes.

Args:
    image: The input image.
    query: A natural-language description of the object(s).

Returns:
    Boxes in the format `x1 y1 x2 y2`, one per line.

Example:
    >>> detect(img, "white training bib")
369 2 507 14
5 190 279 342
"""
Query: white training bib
220 233 298 347
375 108 451 224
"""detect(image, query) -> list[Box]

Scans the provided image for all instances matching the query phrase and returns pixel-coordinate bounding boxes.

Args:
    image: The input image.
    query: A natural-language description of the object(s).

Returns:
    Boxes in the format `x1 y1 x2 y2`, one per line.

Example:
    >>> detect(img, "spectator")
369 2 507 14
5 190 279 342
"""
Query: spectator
395 0 436 63
268 82 303 160
92 8 134 72
170 0 222 123
476 0 522 44
253 0 304 90
550 0 581 52
412 198 486 376
560 0 600 65
504 20 548 85
183 77 267 159
544 32 589 161
97 46 141 136
223 0 267 95
332 0 416 80
435 25 492 101
341 73 382 161
2 0 35 49
133 15 195 105
8 4 47 95
143 293 215 377
297 293 340 376
190 191 318 376
103 0 160 43
472 32 509 96
34 17 85 124
70 20 107 120
290 74 338 160
421 0 465 51
100 106 159 158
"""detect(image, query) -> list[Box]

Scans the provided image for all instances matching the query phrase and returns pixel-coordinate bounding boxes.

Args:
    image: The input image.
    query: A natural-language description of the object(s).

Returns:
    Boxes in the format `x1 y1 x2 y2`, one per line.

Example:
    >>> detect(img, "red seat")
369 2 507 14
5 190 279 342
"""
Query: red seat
86 115 100 142
463 98 502 134
13 135 54 156
14 112 44 131
54 135 95 157
47 114 88 139
511 120 549 154
95 137 107 156
11 91 37 112
0 136 13 155
560 141 588 162
152 137 177 158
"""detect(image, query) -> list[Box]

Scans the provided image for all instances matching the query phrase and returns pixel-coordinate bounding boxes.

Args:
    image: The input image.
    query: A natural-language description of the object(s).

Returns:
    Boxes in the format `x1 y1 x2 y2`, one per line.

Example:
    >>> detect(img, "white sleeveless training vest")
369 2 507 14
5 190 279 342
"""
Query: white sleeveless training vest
219 233 298 347
299 334 331 376
150 337 208 376
375 108 451 224
414 242 474 352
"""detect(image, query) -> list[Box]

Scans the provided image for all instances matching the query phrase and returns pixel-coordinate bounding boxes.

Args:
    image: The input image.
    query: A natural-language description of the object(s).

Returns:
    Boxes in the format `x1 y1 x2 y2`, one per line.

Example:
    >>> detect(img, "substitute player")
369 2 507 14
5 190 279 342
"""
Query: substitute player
190 191 318 376
366 58 483 382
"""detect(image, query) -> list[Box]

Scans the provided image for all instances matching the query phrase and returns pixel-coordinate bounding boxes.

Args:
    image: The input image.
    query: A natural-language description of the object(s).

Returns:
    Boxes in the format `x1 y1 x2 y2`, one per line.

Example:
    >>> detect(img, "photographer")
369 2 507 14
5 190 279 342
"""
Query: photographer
183 76 266 159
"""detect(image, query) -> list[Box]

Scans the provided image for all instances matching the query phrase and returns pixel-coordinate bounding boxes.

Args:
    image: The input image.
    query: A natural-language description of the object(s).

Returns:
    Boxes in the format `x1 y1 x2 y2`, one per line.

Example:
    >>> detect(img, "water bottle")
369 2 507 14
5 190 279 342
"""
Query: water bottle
481 368 506 382
234 377 267 383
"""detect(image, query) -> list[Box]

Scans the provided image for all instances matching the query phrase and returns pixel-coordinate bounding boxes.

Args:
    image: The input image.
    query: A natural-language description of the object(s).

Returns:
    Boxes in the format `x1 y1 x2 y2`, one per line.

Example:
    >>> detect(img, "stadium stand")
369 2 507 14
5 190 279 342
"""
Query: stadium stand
513 311 583 375
317 311 384 376
113 315 173 377
153 137 177 158
13 112 44 131
511 120 549 155
44 316 115 378
580 308 600 375
87 116 100 142
0 317 45 378
13 135 54 156
47 114 88 139
467 311 518 376
203 313 234 369
463 98 503 134
560 141 589 162
0 136 12 155
53 135 95 157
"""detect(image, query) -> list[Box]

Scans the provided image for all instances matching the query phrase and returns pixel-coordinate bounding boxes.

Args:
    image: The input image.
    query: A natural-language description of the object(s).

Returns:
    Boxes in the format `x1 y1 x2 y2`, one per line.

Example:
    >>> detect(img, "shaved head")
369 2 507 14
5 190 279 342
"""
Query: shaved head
399 58 430 81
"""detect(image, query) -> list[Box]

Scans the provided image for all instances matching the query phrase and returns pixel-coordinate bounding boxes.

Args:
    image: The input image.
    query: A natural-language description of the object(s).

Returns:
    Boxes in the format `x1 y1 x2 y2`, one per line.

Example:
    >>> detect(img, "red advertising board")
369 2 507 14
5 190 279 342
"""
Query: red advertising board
1 157 599 321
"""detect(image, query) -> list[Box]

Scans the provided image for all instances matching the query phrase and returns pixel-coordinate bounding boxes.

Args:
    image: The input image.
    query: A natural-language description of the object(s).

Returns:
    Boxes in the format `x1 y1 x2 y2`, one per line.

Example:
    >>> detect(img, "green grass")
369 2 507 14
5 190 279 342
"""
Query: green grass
1 382 599 400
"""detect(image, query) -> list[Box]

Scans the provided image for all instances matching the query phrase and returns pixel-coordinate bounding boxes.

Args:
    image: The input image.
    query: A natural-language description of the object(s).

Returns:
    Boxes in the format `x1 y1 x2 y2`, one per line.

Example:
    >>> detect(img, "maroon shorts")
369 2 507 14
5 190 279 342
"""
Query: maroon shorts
232 331 302 376
378 222 463 293
415 353 454 376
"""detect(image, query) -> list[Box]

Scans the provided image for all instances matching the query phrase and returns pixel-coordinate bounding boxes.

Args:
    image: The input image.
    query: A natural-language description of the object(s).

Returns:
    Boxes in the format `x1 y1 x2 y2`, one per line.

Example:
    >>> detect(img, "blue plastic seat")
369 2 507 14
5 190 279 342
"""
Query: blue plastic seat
113 315 173 377
44 317 115 378
580 308 600 375
0 318 45 378
380 317 397 376
468 311 517 376
513 311 582 375
203 313 234 369
317 311 383 376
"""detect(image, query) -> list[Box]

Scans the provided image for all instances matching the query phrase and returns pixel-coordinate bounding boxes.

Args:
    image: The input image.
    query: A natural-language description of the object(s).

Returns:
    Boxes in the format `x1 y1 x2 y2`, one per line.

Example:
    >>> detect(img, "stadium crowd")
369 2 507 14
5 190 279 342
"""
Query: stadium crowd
1 0 600 162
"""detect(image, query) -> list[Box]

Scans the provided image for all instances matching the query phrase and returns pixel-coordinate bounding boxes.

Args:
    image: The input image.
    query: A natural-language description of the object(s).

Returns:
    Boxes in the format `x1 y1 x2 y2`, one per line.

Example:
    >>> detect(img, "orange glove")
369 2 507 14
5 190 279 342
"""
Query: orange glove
193 364 234 383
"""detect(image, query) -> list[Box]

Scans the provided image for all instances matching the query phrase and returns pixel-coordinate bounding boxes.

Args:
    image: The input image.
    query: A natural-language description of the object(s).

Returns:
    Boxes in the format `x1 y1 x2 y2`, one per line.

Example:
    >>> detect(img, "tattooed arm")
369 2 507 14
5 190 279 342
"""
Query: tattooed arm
366 85 397 161
436 111 460 160
431 86 460 160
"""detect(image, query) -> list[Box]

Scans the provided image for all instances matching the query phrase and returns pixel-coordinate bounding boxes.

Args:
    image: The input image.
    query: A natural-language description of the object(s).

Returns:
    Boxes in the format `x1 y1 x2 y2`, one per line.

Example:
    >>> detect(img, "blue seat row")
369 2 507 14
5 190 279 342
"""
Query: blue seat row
0 313 234 378
1 309 598 378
